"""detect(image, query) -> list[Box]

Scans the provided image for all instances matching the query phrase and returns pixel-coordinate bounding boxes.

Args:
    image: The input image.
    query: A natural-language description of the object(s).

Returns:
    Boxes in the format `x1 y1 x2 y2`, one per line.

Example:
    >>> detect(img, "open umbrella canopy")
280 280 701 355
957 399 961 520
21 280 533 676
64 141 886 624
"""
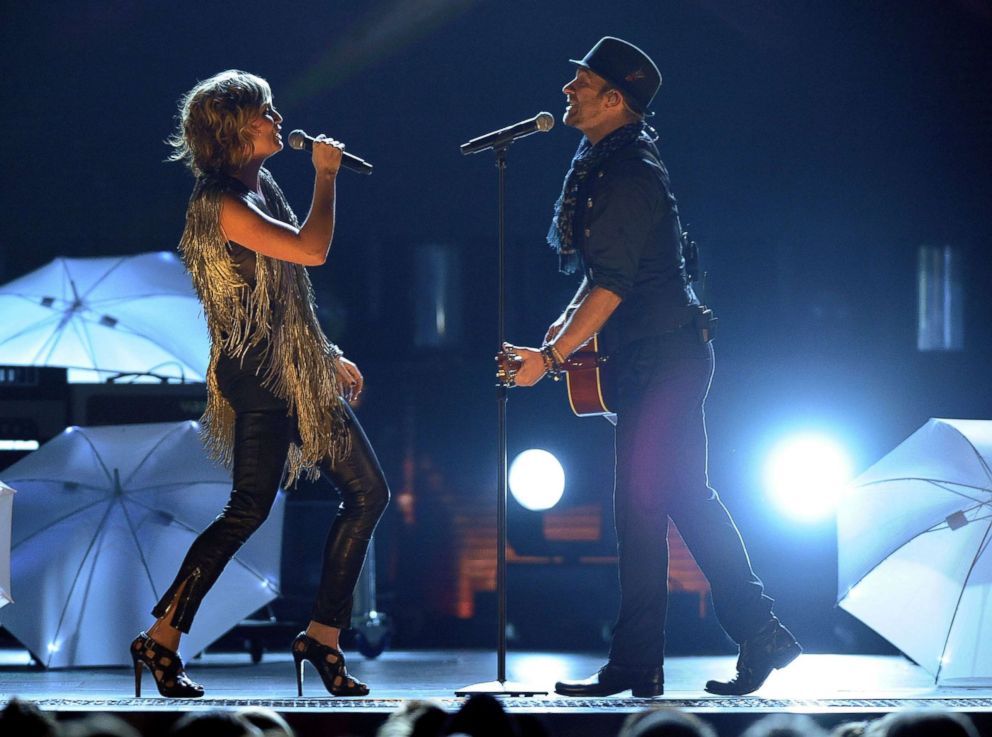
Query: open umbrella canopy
838 418 992 685
0 421 284 667
0 252 208 383
0 481 13 608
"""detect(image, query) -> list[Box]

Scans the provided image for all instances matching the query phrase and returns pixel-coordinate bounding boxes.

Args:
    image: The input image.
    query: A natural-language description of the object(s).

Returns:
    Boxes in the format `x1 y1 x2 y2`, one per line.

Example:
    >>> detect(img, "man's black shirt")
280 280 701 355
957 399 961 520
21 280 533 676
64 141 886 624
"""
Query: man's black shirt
573 133 698 354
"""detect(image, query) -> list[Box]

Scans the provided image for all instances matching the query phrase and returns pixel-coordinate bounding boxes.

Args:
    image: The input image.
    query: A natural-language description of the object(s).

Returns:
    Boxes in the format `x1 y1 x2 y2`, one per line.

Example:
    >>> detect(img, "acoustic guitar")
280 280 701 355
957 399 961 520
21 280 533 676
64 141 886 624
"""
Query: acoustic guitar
496 338 617 424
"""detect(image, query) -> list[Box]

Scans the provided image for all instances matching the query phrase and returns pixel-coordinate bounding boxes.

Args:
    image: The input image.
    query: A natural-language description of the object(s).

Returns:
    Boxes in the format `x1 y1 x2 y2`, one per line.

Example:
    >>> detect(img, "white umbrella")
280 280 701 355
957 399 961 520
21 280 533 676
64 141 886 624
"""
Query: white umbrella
0 421 284 667
0 252 208 383
838 418 992 685
0 481 14 607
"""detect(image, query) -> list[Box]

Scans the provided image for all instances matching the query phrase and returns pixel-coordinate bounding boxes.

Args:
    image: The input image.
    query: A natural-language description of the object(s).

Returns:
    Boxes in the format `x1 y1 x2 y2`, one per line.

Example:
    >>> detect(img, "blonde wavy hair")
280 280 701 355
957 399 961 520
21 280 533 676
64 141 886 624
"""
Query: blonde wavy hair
168 70 272 176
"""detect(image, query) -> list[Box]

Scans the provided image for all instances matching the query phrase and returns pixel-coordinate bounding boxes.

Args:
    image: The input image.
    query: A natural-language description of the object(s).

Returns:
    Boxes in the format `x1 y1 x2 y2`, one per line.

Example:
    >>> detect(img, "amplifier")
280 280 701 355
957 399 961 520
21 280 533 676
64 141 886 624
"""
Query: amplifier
0 365 206 470
68 383 207 426
0 367 70 457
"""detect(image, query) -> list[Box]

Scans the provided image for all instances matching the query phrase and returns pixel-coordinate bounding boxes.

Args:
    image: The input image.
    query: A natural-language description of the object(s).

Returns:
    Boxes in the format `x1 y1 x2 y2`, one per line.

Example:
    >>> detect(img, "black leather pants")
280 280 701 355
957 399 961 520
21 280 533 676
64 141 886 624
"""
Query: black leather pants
153 356 389 632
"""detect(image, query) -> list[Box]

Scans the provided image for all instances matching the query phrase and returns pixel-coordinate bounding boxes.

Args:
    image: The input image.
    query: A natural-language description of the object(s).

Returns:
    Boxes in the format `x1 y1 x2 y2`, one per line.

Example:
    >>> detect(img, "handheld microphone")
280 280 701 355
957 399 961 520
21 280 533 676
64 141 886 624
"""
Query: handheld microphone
460 112 555 155
288 130 373 175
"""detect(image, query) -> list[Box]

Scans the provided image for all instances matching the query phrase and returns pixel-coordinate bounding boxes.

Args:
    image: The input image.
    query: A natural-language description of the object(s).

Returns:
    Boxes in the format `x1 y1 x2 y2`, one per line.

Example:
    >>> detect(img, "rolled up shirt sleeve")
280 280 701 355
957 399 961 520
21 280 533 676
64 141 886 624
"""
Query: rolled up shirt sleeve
582 162 666 299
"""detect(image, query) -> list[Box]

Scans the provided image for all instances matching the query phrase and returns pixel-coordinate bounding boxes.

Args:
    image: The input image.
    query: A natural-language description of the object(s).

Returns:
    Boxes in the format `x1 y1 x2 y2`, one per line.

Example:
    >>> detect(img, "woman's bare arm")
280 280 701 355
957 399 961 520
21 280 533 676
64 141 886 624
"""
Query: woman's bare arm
219 138 343 266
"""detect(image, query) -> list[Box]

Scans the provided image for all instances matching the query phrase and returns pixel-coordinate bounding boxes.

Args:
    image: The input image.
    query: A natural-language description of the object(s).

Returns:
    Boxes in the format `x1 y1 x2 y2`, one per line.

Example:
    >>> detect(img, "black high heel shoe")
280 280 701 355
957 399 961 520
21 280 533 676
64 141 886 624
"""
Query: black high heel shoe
292 632 369 697
130 632 204 698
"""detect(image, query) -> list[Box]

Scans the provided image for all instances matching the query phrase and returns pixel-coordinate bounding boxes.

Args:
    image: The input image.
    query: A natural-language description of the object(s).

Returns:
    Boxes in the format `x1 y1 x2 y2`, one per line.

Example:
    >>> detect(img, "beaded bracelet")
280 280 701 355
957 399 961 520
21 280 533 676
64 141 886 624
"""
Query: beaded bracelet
541 345 563 381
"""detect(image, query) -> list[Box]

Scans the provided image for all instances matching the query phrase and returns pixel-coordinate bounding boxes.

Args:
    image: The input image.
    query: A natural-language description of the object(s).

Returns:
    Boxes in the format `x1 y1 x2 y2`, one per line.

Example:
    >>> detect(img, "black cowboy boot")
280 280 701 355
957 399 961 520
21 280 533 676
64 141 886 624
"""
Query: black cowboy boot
705 618 801 695
555 662 664 698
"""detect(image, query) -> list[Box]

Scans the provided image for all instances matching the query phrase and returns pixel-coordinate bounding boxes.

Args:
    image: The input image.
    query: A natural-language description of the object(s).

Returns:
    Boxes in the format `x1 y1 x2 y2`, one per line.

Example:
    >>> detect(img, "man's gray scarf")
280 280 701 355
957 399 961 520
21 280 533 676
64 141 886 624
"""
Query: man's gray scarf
547 122 645 274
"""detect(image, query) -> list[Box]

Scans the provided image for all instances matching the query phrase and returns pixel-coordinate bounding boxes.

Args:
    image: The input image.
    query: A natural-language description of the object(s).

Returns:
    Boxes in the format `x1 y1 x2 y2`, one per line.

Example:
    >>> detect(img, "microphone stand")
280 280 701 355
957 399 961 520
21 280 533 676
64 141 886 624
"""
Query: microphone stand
455 144 546 697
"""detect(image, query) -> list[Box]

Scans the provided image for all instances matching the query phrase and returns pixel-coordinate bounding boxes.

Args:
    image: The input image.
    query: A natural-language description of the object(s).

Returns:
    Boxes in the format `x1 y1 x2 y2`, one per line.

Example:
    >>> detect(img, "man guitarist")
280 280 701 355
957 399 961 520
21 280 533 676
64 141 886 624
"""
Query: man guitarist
502 37 801 697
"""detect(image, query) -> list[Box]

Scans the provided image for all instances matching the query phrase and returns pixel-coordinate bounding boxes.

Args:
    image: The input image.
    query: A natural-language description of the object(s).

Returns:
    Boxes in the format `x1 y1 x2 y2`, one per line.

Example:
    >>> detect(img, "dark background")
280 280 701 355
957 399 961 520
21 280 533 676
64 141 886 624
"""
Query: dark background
3 0 991 653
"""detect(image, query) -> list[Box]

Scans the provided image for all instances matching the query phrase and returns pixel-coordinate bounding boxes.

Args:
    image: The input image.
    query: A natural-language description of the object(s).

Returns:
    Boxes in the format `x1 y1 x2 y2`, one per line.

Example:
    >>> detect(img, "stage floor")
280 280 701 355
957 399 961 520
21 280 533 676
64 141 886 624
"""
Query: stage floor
3 650 991 735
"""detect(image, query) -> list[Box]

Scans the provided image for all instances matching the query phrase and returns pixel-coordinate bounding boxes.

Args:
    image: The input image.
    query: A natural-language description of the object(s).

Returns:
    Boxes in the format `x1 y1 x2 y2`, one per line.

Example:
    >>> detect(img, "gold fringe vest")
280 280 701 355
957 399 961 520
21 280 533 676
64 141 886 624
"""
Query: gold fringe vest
179 168 349 484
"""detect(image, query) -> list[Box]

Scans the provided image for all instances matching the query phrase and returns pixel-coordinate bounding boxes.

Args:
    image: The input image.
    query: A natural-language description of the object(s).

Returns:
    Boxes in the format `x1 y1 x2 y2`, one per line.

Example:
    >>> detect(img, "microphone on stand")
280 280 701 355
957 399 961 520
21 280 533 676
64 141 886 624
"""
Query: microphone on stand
288 130 373 175
460 112 555 155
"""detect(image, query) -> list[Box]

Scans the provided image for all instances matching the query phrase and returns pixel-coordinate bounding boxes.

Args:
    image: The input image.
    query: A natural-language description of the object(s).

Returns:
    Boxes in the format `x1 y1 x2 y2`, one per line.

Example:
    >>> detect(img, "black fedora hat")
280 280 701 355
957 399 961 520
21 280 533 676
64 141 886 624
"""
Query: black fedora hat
570 36 661 113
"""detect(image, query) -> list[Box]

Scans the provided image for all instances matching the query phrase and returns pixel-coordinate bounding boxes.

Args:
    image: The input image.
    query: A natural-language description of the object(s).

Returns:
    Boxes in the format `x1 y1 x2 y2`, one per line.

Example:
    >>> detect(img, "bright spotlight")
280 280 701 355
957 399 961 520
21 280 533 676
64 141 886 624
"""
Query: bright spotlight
509 449 565 511
764 434 853 521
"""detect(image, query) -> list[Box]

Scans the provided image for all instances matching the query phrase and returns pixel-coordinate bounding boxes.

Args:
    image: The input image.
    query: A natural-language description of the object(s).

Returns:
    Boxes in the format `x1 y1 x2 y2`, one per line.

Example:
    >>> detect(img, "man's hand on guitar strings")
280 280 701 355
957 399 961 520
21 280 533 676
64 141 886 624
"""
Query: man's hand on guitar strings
498 342 546 387
495 345 520 387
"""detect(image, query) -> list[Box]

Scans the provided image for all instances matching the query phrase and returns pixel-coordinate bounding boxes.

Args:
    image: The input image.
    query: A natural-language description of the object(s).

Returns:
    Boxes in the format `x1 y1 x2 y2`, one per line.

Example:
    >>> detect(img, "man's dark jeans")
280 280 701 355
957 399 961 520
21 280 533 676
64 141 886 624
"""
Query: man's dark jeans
607 326 773 667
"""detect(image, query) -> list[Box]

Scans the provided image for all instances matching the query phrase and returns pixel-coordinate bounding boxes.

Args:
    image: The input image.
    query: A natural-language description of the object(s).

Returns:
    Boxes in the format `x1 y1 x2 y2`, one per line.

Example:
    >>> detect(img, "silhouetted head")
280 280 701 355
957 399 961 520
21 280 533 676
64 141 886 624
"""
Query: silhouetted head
619 707 717 737
865 709 979 737
169 710 262 737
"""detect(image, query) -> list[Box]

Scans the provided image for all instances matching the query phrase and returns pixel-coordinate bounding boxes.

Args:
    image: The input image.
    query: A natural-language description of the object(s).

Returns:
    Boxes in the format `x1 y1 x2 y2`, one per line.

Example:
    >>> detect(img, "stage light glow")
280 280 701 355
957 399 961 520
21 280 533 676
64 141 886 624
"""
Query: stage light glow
511 653 574 683
509 449 565 511
764 434 853 521
0 439 39 451
0 650 32 666
841 584 862 602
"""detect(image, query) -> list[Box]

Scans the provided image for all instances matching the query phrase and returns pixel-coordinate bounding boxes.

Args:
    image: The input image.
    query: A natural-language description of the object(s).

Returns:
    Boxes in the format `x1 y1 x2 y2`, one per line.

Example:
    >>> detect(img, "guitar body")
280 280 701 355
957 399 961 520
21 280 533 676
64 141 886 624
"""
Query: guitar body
563 335 617 423
494 332 617 424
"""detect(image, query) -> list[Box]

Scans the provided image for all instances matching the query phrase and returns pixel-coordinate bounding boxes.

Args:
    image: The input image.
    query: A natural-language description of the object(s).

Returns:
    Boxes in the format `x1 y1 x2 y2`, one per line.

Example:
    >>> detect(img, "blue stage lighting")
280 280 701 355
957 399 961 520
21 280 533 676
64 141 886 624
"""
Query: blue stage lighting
509 449 565 511
764 434 853 521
